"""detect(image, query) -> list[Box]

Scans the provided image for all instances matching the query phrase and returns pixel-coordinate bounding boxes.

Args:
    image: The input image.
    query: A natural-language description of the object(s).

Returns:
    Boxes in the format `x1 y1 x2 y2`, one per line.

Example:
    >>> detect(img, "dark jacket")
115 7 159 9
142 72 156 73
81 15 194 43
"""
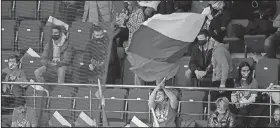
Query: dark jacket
209 10 231 43
268 121 280 127
189 43 213 73
157 0 174 14
41 39 73 67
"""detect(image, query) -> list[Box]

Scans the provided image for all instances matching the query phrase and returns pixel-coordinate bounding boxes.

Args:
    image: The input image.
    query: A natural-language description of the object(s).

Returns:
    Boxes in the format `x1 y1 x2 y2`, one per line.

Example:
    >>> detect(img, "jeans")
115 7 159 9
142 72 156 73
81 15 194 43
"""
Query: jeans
264 31 280 58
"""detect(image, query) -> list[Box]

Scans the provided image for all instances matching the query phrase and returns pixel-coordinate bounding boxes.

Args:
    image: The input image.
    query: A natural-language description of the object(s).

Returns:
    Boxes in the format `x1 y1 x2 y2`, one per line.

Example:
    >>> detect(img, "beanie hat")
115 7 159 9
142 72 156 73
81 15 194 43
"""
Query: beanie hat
138 1 161 11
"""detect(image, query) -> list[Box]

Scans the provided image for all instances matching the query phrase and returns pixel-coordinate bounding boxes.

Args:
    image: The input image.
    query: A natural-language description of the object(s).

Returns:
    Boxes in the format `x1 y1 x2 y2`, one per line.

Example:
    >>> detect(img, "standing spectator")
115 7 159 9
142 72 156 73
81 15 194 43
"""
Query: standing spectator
185 29 214 87
34 25 73 86
264 14 280 58
268 107 280 127
231 62 258 127
208 97 236 127
138 1 160 20
11 97 37 127
148 79 178 127
210 29 234 108
2 55 28 105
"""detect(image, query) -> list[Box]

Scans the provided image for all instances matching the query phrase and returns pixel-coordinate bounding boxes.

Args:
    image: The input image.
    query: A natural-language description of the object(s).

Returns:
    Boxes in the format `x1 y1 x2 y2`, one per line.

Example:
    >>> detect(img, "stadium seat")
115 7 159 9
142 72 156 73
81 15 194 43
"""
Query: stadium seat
2 20 16 50
39 1 61 20
21 55 42 81
174 56 191 86
42 26 52 49
49 86 76 122
225 37 245 54
74 87 100 122
232 58 255 80
25 85 49 111
126 89 150 123
244 35 266 55
179 90 205 121
15 1 37 19
2 1 13 19
1 51 19 68
68 21 93 51
117 47 125 84
123 58 135 85
18 20 42 52
103 89 127 122
255 58 280 89
226 19 249 38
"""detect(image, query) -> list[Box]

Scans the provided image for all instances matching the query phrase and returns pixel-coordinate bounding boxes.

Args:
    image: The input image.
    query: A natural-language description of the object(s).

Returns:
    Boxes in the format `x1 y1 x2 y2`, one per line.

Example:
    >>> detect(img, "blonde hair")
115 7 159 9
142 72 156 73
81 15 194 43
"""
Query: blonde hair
216 97 230 109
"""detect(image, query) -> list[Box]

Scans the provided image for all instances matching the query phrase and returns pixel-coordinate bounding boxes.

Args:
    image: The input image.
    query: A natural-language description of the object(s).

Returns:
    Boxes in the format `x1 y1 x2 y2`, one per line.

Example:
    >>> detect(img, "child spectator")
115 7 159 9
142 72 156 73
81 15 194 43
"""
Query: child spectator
268 107 280 127
11 97 37 127
2 55 28 105
231 61 258 127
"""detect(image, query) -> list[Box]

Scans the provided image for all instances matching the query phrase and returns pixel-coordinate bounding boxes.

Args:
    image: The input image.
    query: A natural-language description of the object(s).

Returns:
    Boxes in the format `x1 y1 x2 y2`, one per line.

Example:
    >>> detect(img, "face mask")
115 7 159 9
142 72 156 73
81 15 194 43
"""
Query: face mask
198 40 207 45
8 62 18 70
52 34 61 40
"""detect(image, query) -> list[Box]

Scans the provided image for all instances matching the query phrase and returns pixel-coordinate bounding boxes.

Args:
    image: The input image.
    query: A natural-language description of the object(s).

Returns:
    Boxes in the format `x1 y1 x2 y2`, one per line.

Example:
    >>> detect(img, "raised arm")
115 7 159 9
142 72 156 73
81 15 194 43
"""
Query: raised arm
162 87 178 109
148 84 161 109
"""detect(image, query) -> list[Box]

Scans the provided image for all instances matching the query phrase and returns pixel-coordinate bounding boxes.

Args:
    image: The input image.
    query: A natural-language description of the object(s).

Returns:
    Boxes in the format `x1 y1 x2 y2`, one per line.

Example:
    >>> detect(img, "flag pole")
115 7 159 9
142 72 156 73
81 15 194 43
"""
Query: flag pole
151 108 160 127
98 79 109 127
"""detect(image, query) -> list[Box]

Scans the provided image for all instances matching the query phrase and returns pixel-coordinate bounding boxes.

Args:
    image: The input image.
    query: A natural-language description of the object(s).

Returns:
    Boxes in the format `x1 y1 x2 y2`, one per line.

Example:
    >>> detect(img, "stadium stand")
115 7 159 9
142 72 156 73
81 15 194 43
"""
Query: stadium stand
2 20 16 50
17 20 42 52
244 35 267 55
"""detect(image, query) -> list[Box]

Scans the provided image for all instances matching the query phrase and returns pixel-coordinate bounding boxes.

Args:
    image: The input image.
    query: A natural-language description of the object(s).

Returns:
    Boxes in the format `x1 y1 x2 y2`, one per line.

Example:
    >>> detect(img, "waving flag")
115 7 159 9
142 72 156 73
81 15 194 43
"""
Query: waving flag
127 13 206 82
129 116 149 127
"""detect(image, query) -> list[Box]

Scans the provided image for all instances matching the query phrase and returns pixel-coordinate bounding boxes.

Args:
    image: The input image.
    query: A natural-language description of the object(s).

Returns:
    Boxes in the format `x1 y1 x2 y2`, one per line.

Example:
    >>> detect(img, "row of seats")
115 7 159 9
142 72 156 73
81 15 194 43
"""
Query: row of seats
23 85 204 125
2 20 95 52
2 1 62 20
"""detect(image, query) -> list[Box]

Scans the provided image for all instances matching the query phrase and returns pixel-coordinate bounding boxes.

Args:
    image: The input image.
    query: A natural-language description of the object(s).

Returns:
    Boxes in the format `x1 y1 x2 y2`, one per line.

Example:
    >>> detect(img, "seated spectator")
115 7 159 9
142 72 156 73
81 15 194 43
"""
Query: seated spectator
148 79 178 127
185 29 214 87
210 29 234 107
208 97 236 127
268 107 280 127
2 55 28 104
264 14 280 58
231 61 258 127
34 25 73 85
11 97 37 127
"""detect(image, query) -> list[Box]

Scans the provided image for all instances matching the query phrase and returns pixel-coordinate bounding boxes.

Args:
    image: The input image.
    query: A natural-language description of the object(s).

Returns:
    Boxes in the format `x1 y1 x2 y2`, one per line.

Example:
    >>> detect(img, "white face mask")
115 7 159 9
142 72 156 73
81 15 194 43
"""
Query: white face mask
8 62 18 70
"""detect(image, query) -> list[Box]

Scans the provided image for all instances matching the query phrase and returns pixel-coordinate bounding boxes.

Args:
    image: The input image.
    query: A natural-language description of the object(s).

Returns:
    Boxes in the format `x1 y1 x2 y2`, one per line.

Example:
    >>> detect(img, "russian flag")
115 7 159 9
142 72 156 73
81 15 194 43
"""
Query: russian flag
74 111 97 127
49 111 72 127
127 13 206 81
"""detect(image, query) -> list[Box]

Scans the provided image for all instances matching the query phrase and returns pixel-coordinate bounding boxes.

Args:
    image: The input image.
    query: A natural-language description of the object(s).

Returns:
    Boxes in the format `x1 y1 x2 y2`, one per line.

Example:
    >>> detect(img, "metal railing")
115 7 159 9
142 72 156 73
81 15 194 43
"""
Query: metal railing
2 81 280 126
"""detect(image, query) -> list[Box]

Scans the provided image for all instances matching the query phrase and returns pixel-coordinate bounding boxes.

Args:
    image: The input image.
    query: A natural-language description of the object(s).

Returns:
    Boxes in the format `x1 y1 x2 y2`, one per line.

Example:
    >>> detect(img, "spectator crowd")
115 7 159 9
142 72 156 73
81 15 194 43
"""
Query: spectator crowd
2 0 280 127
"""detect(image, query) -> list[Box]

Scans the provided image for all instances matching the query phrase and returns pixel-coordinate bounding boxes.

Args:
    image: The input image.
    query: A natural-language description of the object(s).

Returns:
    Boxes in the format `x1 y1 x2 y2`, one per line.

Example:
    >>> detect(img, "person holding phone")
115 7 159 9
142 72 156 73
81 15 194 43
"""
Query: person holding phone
208 97 236 127
148 78 178 127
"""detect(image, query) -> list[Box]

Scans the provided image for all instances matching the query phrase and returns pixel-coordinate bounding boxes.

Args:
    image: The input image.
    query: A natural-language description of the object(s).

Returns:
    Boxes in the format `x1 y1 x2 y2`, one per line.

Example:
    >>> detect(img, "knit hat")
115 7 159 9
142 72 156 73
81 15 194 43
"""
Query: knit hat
138 1 160 11
273 14 280 28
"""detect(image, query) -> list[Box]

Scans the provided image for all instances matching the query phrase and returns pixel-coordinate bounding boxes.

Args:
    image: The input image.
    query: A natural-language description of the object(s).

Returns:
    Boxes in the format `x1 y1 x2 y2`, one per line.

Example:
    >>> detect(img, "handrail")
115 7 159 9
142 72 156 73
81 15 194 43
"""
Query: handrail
2 81 280 92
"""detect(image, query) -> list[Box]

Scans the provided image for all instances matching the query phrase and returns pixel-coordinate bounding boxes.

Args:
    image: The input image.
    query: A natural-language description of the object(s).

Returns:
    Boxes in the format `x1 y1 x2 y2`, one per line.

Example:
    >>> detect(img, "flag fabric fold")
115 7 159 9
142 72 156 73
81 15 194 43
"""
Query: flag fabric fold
74 111 97 127
49 111 72 127
129 116 149 127
127 13 206 81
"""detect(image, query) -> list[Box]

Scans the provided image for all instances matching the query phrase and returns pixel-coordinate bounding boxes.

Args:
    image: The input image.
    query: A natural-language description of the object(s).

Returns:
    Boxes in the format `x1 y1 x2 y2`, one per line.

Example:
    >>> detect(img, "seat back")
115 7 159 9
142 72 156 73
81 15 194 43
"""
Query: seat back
39 1 61 20
69 22 93 51
180 90 205 120
75 87 100 123
21 56 42 81
25 86 48 110
72 51 92 84
2 20 16 50
2 1 12 18
15 1 37 19
49 86 75 121
232 58 255 80
175 56 191 86
127 89 150 123
255 58 280 89
244 35 266 53
226 19 249 37
224 37 245 53
18 20 41 52
103 89 127 122
42 25 52 49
